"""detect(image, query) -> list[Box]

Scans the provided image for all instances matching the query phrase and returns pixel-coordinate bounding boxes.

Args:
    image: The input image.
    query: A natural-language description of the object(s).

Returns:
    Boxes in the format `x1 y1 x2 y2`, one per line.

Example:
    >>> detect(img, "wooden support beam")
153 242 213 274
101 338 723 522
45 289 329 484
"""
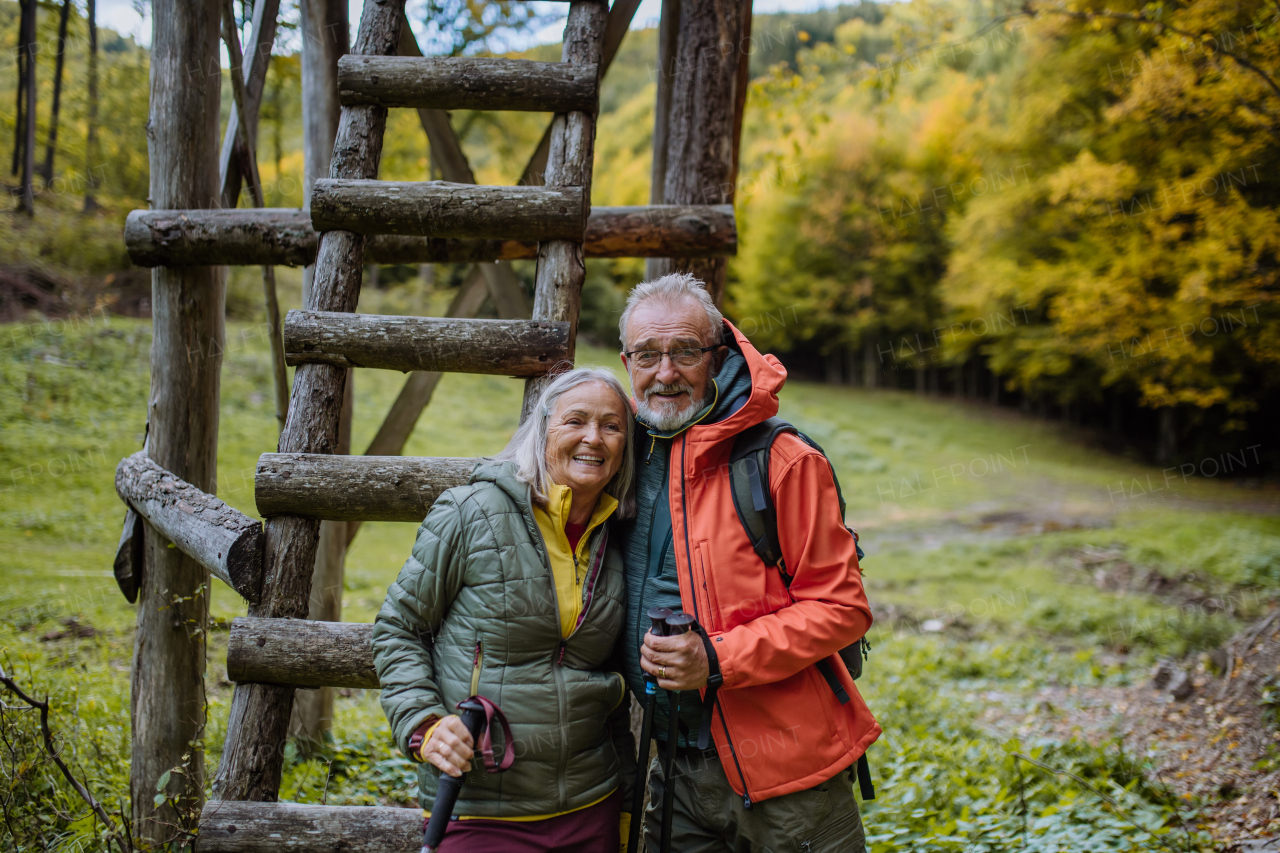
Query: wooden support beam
198 801 419 853
519 0 641 187
648 0 744 305
521 1 607 417
221 0 290 432
115 452 264 602
339 56 597 113
282 310 569 375
218 0 282 207
255 454 475 522
227 618 376 689
126 205 735 266
310 180 586 240
136 1 223 842
211 0 404 806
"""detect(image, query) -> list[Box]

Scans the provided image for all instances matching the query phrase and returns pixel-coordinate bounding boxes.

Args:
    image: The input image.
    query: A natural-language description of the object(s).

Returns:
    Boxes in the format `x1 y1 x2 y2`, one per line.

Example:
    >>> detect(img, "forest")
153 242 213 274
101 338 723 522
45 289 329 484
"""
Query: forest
1 0 1276 469
1 1 1279 851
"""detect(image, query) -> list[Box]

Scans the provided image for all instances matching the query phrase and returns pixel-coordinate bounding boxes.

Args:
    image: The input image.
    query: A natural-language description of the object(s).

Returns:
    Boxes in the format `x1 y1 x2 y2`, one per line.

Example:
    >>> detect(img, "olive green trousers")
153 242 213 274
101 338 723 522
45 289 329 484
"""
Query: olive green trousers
640 748 867 853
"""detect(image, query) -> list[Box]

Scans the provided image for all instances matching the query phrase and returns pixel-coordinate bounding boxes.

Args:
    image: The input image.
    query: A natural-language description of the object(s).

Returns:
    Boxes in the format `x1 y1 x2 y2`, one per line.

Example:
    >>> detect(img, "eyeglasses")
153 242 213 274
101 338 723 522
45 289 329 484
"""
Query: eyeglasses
623 345 719 370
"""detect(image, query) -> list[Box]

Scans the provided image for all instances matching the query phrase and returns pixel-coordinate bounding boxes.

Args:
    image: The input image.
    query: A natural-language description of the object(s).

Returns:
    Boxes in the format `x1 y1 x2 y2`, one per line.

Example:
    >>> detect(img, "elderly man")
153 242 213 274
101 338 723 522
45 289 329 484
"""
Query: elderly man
616 273 879 852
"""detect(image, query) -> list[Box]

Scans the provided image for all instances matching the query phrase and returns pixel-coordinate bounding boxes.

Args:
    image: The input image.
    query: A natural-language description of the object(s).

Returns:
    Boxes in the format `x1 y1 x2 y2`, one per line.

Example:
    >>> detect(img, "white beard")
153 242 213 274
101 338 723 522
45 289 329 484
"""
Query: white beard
636 382 714 432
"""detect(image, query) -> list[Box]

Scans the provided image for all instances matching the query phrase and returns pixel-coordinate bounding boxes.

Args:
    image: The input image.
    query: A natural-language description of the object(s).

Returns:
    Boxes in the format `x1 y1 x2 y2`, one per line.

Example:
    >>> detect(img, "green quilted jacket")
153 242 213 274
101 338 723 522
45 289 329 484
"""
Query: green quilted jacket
372 460 636 818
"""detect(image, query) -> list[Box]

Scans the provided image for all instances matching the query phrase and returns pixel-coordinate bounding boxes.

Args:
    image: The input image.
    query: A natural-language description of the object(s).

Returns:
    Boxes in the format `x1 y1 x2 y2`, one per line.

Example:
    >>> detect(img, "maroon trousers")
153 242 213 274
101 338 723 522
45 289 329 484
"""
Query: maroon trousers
434 790 621 853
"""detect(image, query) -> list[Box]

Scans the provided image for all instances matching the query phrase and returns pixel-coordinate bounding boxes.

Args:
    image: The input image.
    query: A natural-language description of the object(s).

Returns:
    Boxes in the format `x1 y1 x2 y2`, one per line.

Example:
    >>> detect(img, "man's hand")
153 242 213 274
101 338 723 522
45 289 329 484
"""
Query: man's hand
421 715 474 778
641 629 709 691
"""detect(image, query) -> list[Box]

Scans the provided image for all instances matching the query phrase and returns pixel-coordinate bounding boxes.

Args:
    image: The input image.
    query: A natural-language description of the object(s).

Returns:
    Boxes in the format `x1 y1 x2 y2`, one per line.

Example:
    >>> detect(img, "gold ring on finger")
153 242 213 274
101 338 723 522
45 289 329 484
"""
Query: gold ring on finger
659 666 666 679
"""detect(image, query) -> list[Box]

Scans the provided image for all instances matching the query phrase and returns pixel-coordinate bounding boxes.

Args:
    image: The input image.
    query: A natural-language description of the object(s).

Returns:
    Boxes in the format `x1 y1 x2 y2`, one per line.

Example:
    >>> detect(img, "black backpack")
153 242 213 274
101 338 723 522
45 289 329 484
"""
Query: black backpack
728 417 876 800
728 417 872 685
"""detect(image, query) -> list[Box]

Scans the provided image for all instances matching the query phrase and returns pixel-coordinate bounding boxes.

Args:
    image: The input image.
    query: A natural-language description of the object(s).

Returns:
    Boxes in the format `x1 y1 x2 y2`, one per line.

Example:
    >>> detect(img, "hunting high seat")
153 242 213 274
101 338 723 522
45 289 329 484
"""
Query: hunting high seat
114 1 740 849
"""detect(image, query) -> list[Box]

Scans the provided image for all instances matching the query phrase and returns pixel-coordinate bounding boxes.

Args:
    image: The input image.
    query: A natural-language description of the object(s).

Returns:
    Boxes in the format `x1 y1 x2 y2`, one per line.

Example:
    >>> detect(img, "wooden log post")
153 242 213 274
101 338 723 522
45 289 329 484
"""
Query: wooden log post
647 0 745 306
300 0 348 302
218 0 281 207
522 1 608 417
124 205 735 267
282 311 569 375
227 618 377 689
310 180 586 240
296 0 349 749
339 56 598 113
134 1 223 844
255 454 476 522
116 452 263 602
212 0 403 804
199 801 420 853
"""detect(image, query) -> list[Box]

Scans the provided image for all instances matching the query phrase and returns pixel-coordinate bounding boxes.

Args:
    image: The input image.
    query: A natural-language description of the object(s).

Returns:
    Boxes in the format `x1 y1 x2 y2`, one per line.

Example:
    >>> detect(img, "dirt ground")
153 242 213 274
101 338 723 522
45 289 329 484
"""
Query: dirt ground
979 612 1280 850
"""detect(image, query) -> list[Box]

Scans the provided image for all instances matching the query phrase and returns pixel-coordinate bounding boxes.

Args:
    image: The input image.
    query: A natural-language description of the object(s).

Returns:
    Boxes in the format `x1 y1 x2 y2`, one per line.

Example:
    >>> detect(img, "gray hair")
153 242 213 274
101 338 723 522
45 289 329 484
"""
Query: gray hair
618 272 724 350
494 367 635 519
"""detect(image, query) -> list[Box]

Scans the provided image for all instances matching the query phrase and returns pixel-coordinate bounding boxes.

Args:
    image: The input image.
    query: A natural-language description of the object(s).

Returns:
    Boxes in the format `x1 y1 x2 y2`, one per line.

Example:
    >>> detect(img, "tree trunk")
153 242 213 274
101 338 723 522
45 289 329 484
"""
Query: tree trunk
300 0 347 304
862 337 878 389
646 0 743 305
255 454 476 522
40 0 71 184
16 0 36 215
1156 407 1177 466
83 0 99 210
230 618 376 689
133 1 223 844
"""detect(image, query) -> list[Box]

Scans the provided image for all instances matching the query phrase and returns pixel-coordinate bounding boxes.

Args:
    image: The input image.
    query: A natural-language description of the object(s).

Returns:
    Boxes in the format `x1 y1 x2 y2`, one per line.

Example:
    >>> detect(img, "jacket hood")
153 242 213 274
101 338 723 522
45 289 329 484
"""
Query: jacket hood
688 319 788 447
468 458 532 508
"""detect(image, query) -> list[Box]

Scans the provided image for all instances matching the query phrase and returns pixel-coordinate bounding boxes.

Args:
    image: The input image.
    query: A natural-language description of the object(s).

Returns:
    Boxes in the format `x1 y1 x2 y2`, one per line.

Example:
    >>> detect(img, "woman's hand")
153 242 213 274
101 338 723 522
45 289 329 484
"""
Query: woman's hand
421 715 476 778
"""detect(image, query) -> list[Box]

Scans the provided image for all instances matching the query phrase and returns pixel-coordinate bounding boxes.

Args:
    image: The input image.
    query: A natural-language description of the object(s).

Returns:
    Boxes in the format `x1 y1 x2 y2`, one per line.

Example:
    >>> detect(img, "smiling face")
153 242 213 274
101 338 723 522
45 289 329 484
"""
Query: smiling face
621 297 726 431
544 381 629 509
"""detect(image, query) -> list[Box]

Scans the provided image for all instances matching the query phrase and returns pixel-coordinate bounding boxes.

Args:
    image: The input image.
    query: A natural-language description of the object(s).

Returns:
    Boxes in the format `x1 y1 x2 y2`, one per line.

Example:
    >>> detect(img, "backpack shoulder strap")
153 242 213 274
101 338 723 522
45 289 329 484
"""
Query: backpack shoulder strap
729 417 797 568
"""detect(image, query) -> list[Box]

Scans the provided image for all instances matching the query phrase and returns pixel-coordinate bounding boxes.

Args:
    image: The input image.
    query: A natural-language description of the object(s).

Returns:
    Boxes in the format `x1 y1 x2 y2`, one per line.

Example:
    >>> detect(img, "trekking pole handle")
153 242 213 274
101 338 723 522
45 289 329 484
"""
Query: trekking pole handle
648 606 674 638
421 699 487 853
665 612 694 636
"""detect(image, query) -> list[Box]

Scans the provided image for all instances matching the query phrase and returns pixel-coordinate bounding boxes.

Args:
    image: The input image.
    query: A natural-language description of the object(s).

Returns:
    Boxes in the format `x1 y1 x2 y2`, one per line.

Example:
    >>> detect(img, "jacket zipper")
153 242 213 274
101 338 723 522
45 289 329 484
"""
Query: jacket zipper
527 501 570 812
680 434 752 808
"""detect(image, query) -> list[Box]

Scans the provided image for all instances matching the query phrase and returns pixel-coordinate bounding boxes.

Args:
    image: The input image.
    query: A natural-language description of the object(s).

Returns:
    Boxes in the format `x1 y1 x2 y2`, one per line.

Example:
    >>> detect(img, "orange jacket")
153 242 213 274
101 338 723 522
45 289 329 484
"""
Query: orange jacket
662 322 880 803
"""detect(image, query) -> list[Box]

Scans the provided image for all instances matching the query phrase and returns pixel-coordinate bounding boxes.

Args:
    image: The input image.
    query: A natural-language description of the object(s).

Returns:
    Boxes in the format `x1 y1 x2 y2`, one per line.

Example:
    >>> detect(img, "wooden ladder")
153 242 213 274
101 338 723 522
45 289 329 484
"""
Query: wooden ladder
94 0 736 849
199 0 611 847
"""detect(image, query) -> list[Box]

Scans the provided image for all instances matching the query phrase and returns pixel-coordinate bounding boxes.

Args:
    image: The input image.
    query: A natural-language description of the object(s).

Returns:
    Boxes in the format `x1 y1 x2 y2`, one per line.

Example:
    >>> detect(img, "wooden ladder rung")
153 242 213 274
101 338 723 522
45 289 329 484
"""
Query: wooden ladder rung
198 800 418 852
339 55 598 114
282 310 569 375
255 453 477 522
227 618 376 689
310 179 585 240
124 205 737 267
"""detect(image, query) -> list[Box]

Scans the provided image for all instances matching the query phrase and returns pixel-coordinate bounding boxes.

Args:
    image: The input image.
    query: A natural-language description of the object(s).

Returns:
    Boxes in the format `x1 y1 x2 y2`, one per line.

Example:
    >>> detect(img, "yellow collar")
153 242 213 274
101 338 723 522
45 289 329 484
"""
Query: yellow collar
544 483 618 532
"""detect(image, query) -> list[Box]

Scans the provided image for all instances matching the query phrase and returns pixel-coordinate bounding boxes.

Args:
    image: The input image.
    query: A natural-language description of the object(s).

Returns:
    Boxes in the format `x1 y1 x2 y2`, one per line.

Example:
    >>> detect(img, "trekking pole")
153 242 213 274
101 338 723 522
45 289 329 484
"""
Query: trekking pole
421 698 488 853
628 607 672 853
659 612 695 853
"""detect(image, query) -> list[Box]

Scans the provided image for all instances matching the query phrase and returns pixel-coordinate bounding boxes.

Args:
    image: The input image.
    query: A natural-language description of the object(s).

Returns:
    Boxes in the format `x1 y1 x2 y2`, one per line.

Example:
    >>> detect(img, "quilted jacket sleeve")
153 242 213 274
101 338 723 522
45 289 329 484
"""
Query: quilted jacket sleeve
372 490 469 758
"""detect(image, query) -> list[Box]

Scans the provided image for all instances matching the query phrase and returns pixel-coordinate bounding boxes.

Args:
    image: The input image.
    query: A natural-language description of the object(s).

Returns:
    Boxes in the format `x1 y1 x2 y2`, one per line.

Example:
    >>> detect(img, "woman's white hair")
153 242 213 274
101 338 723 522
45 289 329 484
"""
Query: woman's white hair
494 367 636 519
618 272 725 349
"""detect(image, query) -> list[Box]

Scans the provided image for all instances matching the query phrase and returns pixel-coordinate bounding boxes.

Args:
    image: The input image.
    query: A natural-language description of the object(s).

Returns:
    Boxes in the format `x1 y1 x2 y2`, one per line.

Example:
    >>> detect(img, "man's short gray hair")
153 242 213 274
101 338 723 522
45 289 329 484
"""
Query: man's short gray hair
494 367 635 519
618 272 724 349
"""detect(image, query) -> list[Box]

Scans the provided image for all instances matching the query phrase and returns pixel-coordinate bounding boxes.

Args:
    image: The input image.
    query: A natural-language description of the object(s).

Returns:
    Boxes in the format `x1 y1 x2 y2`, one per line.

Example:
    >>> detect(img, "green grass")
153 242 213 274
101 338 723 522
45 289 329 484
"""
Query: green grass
3 316 1275 850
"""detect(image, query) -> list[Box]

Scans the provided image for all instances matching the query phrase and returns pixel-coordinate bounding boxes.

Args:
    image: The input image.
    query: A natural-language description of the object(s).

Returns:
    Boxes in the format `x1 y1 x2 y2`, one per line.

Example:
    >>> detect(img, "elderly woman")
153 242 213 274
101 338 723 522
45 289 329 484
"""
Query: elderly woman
372 367 637 853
